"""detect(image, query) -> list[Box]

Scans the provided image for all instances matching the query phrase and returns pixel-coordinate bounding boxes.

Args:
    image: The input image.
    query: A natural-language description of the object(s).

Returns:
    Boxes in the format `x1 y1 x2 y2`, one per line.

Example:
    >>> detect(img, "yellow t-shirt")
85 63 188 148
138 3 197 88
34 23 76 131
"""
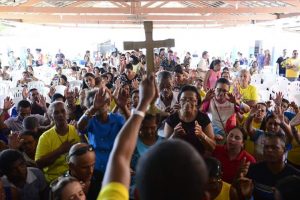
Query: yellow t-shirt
35 125 80 182
198 89 206 100
282 58 300 78
98 182 129 200
215 181 230 200
288 125 300 165
237 85 258 102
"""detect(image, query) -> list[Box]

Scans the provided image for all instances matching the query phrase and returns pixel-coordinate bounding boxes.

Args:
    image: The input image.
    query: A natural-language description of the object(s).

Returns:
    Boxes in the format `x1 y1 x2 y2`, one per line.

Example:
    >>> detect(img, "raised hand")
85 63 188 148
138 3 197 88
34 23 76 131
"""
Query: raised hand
290 101 299 113
232 157 253 199
173 122 186 138
8 132 23 149
92 87 111 110
114 78 121 89
113 87 129 109
226 92 240 105
36 95 47 110
249 104 258 117
3 97 14 112
272 92 283 106
202 88 215 102
290 112 300 127
48 86 56 98
239 157 250 178
273 105 284 124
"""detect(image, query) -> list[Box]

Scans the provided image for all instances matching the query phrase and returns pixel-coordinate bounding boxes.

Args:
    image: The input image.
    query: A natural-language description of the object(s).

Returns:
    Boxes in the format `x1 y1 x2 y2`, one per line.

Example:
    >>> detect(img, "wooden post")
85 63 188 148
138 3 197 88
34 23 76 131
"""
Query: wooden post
123 21 175 76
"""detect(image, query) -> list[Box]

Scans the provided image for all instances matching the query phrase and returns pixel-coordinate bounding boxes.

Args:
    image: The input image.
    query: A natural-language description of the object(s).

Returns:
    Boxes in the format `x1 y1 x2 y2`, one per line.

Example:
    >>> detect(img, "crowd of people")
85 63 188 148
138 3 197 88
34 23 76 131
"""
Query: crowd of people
0 46 299 200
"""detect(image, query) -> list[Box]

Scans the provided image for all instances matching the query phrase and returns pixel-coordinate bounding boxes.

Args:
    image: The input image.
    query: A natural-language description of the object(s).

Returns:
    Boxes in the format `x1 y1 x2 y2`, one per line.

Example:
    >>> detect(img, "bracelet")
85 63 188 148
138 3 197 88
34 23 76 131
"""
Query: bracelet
131 109 145 118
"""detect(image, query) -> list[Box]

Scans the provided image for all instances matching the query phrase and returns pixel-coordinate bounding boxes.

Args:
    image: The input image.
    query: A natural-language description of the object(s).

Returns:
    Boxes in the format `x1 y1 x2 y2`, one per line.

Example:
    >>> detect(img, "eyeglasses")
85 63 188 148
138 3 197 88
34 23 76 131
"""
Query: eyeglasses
67 145 95 161
216 88 229 94
180 98 197 103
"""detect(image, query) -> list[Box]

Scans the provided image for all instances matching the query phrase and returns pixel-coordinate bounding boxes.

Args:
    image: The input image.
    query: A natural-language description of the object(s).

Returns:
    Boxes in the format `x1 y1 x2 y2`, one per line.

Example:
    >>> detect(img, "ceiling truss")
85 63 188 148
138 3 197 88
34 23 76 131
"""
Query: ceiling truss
0 0 300 29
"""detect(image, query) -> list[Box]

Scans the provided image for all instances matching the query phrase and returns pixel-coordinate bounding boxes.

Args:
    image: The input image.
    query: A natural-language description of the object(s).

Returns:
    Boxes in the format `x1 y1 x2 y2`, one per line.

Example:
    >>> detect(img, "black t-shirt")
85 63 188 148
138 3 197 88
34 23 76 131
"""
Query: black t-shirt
166 111 211 155
247 162 300 200
276 56 288 75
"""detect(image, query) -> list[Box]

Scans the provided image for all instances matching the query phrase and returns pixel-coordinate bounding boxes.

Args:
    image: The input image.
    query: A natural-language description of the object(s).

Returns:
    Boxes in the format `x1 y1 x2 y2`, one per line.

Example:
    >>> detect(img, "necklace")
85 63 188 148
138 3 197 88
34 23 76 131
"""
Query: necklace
55 125 70 144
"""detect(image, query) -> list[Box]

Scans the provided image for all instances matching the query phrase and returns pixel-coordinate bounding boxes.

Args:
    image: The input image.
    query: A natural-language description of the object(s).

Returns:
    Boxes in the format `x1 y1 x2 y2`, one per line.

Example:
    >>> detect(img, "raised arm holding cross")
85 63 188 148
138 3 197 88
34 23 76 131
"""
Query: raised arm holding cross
123 21 175 76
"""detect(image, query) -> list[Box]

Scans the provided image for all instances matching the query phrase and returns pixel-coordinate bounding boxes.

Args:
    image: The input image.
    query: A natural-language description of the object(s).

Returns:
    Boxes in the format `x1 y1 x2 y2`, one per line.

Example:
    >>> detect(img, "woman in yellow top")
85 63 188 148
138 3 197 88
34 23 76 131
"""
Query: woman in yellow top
205 157 239 200
231 69 258 108
35 101 80 182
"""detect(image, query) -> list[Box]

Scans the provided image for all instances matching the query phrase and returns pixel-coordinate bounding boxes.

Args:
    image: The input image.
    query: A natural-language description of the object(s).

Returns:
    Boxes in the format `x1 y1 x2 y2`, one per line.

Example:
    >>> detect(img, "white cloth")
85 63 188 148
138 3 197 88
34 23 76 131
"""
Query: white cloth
208 99 235 130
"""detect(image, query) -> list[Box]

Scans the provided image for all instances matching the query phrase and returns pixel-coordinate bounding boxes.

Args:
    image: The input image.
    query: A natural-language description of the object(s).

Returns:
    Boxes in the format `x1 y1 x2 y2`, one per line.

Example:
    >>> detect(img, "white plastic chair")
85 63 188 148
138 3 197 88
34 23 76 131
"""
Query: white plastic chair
10 87 24 105
288 81 300 94
27 81 45 90
69 80 82 90
258 89 272 102
250 74 263 85
55 85 67 96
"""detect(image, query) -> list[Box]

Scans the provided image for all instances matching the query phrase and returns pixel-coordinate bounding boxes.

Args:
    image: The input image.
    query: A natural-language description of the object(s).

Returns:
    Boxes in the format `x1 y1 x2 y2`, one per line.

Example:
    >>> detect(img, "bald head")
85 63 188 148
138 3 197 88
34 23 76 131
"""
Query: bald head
68 143 92 163
68 143 96 183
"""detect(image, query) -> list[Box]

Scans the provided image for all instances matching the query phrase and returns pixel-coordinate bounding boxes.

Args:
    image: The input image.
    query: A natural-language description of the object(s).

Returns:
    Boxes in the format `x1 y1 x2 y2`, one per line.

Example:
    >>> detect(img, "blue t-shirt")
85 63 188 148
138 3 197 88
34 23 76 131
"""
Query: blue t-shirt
284 111 296 121
87 113 125 172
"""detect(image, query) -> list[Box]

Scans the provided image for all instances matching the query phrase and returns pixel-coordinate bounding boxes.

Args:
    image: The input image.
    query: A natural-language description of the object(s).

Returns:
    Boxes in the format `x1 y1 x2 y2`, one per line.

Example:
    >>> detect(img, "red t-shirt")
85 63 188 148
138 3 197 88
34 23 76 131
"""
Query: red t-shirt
212 145 256 183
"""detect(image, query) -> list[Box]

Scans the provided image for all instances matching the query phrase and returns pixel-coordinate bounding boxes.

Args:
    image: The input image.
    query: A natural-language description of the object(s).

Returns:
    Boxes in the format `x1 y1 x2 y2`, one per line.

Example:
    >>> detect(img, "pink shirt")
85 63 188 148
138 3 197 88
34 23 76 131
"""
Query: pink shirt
207 69 221 89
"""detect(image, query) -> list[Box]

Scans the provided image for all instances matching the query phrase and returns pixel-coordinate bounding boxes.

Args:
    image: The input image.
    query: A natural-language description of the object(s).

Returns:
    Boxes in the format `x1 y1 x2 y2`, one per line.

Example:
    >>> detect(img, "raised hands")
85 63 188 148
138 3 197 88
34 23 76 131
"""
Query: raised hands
3 97 14 112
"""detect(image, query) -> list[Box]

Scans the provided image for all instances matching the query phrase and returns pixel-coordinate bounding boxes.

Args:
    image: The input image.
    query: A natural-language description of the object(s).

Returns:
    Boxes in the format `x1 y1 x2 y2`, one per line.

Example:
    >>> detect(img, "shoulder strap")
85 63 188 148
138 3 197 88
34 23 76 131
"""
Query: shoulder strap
213 99 227 134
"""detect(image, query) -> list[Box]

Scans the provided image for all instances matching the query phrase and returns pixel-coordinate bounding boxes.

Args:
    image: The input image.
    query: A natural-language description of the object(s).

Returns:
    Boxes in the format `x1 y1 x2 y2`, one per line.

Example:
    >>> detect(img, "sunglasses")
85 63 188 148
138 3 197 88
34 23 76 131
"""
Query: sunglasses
67 145 95 161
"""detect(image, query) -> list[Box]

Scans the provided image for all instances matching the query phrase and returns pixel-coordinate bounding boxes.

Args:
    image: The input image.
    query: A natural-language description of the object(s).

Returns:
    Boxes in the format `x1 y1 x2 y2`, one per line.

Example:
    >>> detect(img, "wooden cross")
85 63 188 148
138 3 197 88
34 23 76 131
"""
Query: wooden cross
123 21 175 75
